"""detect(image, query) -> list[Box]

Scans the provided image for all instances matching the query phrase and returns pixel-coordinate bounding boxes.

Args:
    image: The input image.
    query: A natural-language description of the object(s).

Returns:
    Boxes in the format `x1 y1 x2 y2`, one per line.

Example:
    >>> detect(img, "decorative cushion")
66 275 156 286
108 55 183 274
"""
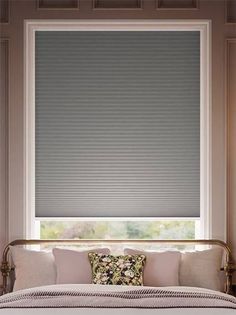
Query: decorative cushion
88 253 146 286
124 248 181 286
179 247 223 291
53 247 110 284
10 246 56 291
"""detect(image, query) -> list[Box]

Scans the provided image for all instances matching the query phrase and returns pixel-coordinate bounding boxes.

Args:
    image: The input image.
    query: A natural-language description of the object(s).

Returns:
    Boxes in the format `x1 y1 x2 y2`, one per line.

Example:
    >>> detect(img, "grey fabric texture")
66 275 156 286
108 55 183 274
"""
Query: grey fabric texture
35 31 200 217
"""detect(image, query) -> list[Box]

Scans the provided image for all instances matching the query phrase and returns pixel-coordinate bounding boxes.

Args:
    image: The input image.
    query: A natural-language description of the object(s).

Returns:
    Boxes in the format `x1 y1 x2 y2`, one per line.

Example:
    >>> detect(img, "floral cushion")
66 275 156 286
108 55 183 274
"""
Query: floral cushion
88 253 146 286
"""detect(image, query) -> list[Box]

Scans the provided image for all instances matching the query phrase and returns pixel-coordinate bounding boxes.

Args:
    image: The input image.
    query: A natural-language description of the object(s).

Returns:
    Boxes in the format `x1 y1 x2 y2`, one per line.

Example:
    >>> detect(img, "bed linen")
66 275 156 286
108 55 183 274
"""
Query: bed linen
0 284 236 314
1 309 235 315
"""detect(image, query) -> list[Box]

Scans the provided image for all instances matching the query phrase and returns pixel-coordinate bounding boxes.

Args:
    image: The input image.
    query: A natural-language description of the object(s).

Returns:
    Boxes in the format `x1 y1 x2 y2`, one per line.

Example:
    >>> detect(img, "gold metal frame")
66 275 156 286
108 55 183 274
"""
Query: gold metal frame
1 239 236 295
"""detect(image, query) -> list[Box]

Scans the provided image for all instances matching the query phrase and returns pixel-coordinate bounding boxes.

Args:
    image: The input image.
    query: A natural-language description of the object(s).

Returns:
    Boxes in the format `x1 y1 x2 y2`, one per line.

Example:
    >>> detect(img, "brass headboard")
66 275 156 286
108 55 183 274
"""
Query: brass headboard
1 239 236 295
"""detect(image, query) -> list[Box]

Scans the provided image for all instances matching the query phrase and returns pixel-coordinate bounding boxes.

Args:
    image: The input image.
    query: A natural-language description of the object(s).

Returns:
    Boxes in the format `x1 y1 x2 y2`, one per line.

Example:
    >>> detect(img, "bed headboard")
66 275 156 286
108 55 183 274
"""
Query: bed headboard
1 239 236 295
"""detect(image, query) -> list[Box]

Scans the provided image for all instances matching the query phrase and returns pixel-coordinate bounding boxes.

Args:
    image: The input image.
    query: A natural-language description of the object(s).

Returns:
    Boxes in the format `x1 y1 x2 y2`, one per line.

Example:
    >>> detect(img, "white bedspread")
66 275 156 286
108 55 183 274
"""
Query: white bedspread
0 284 235 315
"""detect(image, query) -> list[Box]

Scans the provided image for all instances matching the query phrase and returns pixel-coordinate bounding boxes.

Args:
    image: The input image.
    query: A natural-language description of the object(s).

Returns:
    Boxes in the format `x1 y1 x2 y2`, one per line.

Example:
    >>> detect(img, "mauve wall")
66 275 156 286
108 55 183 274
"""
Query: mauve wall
0 0 236 290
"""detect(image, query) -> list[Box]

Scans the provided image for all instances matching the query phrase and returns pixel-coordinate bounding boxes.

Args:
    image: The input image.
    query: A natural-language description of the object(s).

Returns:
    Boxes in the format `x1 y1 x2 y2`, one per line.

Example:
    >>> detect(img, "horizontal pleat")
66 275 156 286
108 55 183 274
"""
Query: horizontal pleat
35 31 200 217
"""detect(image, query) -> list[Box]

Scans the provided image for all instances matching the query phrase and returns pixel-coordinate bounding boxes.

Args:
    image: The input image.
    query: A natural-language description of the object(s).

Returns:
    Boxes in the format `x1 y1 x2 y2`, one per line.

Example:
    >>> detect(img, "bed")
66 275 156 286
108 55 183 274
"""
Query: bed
0 239 236 314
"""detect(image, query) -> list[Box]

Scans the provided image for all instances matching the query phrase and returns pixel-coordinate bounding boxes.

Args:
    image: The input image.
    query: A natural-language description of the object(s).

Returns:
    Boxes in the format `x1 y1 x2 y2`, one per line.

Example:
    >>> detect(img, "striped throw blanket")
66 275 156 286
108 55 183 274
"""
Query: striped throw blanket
0 285 236 309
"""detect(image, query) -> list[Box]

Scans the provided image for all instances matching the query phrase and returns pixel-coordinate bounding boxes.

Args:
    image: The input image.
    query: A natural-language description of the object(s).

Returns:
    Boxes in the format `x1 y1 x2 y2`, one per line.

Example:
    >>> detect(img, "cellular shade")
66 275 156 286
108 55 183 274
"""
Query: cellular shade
35 31 200 217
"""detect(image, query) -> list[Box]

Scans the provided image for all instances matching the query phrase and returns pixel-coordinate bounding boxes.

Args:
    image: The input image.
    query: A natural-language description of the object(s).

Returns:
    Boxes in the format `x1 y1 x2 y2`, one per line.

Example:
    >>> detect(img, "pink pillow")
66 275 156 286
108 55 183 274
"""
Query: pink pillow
124 248 181 287
53 248 110 284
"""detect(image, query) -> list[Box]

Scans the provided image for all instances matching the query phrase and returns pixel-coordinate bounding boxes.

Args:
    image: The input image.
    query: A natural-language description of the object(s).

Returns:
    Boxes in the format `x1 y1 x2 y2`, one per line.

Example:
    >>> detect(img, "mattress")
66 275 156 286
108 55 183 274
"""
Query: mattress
0 284 235 315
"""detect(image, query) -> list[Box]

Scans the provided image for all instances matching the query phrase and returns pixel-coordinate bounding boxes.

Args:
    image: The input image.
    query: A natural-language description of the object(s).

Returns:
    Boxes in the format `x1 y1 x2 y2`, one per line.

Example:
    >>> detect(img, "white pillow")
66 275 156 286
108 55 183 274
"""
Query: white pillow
10 246 56 291
53 247 110 284
179 247 223 291
124 248 181 286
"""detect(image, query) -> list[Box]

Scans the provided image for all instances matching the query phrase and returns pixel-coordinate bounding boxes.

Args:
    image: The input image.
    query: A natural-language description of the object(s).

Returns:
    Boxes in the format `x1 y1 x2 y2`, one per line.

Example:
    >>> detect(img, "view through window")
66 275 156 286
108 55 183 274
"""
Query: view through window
37 219 200 240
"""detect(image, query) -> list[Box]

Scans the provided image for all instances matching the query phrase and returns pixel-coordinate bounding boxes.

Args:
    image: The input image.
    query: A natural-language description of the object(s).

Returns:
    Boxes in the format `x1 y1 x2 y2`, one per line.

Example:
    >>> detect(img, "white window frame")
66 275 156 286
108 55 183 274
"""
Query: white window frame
24 19 212 239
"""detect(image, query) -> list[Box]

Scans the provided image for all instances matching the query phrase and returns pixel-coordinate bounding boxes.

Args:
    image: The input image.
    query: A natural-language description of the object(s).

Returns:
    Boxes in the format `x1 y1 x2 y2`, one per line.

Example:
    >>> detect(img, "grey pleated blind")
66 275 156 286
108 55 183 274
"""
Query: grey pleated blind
35 31 200 217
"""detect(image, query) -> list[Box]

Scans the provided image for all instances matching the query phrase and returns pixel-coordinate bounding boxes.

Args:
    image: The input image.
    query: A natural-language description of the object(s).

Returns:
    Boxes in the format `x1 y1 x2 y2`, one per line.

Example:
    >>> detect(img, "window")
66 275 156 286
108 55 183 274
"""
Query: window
25 21 211 240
